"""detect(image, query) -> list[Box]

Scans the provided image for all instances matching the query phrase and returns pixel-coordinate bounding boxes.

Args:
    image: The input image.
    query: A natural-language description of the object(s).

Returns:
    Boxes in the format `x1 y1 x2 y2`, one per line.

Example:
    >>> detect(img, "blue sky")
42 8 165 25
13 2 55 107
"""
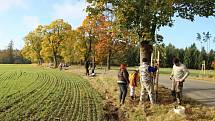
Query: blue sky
159 16 215 51
0 0 214 51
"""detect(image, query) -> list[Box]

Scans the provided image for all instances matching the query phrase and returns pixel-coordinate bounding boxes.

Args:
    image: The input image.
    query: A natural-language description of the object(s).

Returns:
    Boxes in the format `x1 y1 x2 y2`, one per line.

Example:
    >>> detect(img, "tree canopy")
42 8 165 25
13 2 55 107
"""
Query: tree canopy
86 0 215 63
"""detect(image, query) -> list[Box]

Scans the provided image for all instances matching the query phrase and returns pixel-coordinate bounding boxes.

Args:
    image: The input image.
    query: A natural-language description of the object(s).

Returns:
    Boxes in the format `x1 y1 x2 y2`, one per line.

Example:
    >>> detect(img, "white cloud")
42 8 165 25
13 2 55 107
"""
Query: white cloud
23 16 40 30
52 1 88 28
0 0 27 12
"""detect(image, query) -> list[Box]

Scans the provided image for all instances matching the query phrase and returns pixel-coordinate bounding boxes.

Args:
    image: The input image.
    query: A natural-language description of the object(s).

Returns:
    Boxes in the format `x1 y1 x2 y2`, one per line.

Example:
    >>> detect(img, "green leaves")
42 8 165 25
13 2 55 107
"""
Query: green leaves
86 0 215 43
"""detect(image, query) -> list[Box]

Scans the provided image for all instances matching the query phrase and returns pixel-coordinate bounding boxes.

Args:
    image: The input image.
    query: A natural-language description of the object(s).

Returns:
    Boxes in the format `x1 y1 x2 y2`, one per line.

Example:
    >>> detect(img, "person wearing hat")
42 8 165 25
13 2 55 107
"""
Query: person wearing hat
117 64 129 105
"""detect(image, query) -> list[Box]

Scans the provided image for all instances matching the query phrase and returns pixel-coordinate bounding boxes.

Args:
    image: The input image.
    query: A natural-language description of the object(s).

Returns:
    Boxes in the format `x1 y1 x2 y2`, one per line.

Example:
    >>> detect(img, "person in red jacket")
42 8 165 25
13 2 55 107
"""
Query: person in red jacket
117 64 129 105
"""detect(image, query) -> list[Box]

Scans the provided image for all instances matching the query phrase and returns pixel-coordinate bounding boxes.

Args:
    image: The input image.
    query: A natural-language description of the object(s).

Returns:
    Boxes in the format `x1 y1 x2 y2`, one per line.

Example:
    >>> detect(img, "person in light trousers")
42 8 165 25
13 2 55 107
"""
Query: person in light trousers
129 70 139 100
139 58 157 104
170 58 189 105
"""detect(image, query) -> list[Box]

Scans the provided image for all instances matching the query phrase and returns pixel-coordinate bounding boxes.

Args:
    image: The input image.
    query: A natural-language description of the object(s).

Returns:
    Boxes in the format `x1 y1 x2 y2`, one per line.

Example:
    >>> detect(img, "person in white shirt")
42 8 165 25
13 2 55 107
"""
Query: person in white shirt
170 58 189 105
139 58 157 104
58 62 64 71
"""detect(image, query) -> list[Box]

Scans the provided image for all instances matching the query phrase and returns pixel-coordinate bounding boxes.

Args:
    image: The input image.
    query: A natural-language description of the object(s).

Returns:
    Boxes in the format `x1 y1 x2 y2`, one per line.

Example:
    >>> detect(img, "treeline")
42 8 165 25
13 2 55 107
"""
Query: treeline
117 43 215 70
21 18 215 70
22 18 137 68
160 43 215 69
0 41 31 64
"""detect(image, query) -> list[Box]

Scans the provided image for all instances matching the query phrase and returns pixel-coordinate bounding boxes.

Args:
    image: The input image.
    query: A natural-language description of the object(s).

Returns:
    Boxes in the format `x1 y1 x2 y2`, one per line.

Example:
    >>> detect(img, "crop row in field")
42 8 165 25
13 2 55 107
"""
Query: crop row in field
0 66 103 121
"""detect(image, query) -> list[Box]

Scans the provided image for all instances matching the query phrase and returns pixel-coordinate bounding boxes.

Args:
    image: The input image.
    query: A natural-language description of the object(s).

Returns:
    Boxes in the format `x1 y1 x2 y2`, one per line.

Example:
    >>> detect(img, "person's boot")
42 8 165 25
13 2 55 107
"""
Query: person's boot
131 96 134 100
171 90 176 102
176 92 181 105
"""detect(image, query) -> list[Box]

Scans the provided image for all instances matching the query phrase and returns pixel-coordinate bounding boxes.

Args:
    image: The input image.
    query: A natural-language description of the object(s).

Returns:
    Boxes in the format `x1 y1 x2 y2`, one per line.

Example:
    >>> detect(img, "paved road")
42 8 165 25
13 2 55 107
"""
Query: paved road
159 76 215 106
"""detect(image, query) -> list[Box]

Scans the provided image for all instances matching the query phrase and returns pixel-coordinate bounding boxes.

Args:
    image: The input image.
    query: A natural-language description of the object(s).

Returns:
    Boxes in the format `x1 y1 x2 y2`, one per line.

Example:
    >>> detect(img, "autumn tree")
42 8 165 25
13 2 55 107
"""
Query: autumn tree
93 15 114 69
60 30 77 64
86 0 215 64
91 14 138 69
74 27 88 63
76 15 112 67
74 16 99 65
41 19 72 68
22 25 43 65
95 31 130 68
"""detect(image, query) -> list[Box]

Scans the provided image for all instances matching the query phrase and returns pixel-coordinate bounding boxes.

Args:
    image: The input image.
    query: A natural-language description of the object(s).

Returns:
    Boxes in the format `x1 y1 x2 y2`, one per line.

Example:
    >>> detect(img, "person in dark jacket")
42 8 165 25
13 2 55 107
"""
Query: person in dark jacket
85 60 90 76
117 64 129 105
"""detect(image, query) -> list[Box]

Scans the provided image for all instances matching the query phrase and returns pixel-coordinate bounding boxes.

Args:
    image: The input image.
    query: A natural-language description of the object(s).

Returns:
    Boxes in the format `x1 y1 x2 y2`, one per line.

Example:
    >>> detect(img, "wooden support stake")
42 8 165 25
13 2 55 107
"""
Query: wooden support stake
155 50 160 103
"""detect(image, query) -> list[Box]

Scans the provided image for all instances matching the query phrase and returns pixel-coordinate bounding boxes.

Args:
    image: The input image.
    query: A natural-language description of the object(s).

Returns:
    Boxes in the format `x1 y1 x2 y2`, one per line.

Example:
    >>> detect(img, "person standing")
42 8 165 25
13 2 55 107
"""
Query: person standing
129 70 139 100
139 58 157 104
117 64 129 105
170 58 189 105
58 62 64 71
84 60 90 76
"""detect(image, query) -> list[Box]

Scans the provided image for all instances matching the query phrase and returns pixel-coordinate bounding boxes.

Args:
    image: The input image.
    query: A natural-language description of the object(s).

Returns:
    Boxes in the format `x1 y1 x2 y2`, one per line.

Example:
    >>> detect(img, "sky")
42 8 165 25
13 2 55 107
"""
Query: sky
0 0 215 51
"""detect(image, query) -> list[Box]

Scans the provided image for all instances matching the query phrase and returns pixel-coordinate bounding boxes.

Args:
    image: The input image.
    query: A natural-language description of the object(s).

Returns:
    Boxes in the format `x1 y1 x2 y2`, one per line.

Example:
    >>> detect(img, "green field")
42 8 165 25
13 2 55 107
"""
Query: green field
0 64 103 121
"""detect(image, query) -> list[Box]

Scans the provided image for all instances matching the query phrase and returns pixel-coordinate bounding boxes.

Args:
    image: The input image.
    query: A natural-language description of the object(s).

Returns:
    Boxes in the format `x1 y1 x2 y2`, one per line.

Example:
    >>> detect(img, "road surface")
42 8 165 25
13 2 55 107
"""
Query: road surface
159 76 215 106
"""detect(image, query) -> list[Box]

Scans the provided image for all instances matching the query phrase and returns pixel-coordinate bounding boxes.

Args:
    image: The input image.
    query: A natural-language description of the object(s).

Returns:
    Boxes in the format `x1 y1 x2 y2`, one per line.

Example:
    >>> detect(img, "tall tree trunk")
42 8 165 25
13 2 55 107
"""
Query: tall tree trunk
107 49 111 70
139 38 153 64
38 58 42 65
53 52 58 68
92 56 96 73
88 31 92 61
37 54 43 65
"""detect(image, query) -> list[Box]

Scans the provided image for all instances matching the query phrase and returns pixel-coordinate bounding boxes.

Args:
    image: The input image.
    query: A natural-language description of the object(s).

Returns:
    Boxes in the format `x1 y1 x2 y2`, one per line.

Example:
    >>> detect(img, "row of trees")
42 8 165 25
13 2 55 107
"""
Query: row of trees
22 0 215 69
21 18 215 70
160 44 215 69
22 17 132 68
0 41 31 64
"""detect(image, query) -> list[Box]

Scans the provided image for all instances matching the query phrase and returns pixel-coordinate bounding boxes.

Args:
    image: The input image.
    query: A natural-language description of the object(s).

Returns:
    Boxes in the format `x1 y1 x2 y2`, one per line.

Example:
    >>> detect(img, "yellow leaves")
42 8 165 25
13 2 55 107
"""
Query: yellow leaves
50 35 56 42
23 19 74 63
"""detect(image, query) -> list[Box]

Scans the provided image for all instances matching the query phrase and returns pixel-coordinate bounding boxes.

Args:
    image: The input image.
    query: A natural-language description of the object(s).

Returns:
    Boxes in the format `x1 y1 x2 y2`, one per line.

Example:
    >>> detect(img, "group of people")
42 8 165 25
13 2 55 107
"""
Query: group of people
85 60 96 76
58 62 65 71
117 58 189 105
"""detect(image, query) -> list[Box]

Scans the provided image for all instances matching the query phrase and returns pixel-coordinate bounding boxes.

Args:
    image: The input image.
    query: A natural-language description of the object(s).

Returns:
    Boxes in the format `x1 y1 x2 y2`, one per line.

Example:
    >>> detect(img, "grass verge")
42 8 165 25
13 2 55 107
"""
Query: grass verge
68 65 215 121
